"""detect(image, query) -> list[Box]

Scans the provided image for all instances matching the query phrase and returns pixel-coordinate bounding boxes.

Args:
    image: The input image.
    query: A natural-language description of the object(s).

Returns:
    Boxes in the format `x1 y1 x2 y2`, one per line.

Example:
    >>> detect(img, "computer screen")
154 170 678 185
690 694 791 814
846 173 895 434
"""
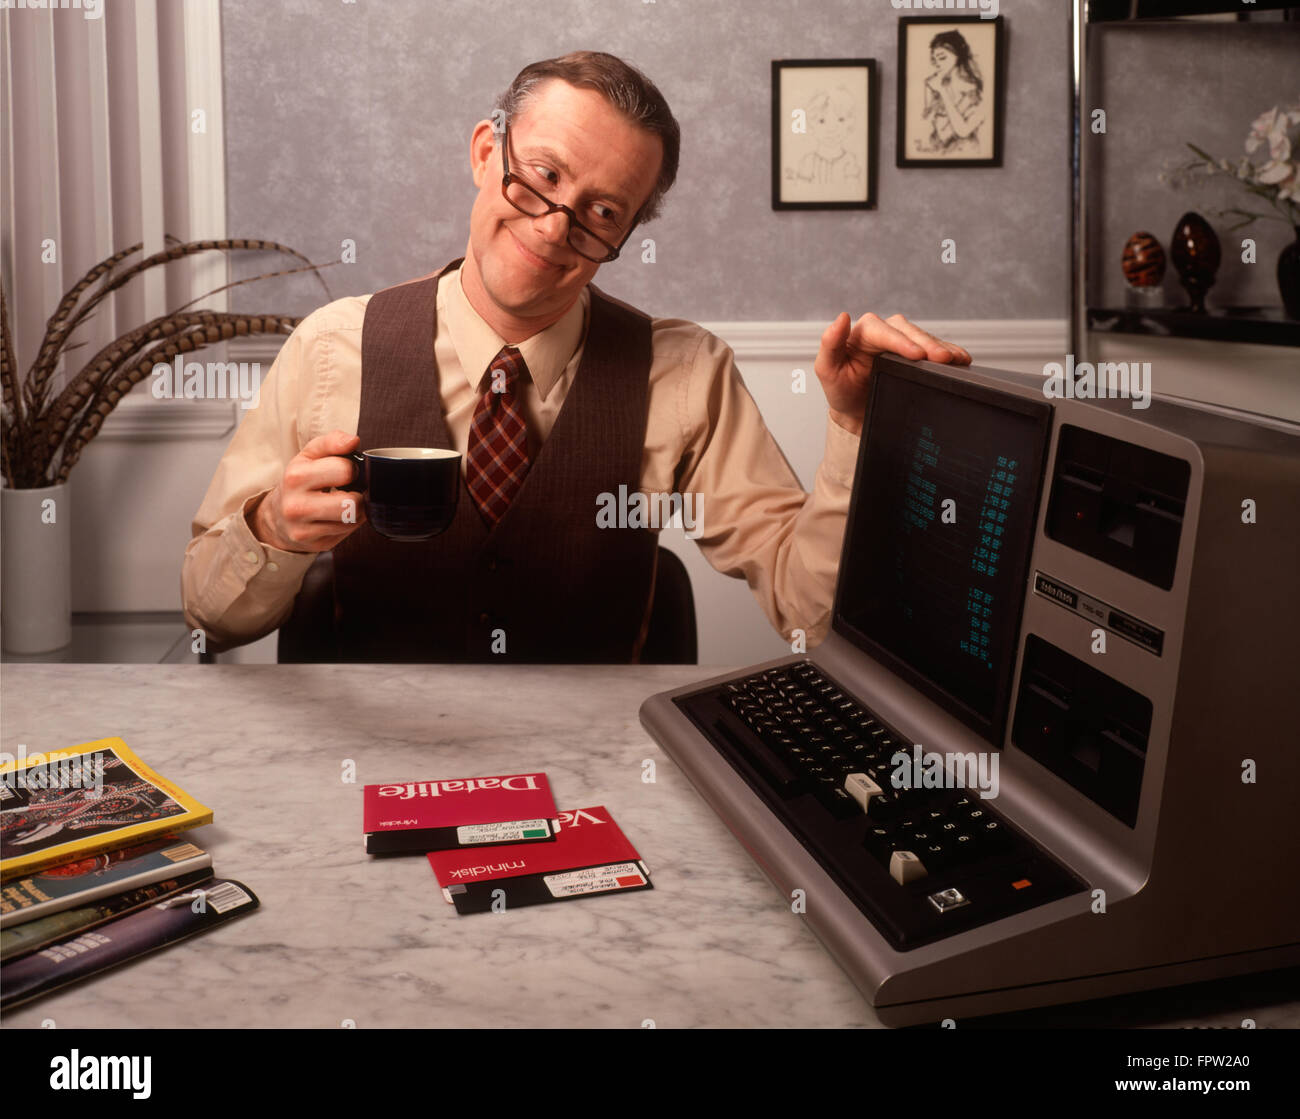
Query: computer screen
834 360 1053 744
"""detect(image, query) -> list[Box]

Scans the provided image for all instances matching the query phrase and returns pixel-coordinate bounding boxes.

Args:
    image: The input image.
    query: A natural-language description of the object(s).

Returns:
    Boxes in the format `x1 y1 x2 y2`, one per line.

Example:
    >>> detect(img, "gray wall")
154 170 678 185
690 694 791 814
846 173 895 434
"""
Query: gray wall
222 0 1073 322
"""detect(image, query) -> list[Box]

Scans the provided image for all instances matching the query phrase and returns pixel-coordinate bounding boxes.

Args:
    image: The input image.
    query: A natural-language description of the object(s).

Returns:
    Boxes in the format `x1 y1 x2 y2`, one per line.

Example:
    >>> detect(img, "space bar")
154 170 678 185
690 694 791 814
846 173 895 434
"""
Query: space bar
714 721 801 795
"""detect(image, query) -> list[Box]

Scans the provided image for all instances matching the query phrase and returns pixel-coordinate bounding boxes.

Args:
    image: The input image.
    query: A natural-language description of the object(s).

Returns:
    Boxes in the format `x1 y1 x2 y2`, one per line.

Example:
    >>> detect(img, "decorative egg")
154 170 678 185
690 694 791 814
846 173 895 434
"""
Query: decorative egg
1122 232 1166 288
1170 212 1220 313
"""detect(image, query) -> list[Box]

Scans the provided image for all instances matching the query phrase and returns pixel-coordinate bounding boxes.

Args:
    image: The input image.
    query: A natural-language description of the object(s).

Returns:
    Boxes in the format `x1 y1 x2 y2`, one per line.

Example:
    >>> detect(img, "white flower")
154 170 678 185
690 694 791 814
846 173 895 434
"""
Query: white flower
1271 164 1299 205
1176 101 1300 221
1258 159 1296 186
1249 106 1280 139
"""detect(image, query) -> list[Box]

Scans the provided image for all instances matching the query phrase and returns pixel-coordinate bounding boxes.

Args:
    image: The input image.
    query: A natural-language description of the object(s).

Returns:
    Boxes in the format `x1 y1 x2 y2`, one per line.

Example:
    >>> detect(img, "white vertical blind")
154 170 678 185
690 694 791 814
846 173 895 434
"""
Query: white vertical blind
1 0 225 413
132 0 166 323
182 0 226 315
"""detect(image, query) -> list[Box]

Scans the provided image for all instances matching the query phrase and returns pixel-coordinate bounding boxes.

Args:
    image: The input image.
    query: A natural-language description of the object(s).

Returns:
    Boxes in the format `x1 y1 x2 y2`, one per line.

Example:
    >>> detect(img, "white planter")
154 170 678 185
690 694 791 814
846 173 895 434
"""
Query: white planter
2 482 72 654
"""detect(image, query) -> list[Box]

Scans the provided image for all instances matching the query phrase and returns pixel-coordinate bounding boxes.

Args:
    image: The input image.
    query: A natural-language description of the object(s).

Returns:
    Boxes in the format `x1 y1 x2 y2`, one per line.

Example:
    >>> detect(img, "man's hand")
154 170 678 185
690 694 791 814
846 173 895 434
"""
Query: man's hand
815 312 972 436
249 431 367 553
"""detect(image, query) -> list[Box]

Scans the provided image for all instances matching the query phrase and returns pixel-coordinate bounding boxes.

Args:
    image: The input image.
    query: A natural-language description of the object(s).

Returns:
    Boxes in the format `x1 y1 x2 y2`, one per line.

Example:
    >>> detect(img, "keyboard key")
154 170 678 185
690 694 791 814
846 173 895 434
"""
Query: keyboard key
844 772 883 812
818 785 861 820
865 790 902 821
719 717 802 796
951 833 976 861
980 819 1013 851
890 850 928 885
923 842 956 872
928 887 970 913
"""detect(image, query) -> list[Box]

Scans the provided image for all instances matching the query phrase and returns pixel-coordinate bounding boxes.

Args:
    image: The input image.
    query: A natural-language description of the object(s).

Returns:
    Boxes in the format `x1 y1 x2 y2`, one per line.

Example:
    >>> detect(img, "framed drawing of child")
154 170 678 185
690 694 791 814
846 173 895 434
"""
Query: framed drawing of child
772 59 878 209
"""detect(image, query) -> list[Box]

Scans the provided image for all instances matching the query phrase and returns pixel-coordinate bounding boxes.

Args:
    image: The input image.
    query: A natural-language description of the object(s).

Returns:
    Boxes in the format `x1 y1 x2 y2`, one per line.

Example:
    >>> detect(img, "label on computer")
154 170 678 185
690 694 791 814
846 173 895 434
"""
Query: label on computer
1033 572 1164 655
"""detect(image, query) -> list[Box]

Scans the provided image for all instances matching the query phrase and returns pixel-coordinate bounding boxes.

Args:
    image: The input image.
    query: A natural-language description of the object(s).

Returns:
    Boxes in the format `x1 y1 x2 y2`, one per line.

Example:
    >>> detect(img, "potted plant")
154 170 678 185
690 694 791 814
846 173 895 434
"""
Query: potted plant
1 238 327 653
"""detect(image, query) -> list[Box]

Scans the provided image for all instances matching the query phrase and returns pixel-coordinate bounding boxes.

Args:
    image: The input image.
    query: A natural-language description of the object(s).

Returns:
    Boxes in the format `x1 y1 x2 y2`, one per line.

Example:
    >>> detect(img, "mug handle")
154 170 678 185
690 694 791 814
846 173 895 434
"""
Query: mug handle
343 451 367 493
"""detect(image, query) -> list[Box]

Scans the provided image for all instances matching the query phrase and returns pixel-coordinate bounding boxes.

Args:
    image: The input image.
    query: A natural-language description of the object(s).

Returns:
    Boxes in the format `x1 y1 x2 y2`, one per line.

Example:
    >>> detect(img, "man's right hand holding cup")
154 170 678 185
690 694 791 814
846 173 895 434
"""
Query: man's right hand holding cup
248 431 367 554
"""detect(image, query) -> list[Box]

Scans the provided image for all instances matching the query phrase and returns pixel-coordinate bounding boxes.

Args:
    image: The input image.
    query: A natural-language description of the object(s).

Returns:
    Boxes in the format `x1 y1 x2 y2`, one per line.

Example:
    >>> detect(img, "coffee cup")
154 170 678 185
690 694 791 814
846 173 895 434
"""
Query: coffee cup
346 447 461 541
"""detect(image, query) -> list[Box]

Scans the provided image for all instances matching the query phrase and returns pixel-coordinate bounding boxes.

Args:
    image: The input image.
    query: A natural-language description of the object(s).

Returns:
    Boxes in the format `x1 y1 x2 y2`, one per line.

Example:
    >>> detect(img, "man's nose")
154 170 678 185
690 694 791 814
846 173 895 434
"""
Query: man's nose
531 208 570 246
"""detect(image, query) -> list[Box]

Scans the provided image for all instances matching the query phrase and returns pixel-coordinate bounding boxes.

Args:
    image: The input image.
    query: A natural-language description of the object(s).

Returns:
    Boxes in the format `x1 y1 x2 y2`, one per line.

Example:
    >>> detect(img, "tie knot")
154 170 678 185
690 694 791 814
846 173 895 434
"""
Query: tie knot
484 346 527 395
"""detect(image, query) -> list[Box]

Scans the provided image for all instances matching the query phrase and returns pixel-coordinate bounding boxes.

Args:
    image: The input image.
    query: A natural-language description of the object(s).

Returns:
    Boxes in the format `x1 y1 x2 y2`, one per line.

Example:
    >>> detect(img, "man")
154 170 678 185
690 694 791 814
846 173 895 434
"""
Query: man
182 51 970 662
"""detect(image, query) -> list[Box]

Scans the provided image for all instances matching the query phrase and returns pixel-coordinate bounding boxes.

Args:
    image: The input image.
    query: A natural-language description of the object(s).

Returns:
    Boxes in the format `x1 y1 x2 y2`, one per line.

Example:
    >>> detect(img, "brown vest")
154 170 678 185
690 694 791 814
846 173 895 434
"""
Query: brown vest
332 263 658 663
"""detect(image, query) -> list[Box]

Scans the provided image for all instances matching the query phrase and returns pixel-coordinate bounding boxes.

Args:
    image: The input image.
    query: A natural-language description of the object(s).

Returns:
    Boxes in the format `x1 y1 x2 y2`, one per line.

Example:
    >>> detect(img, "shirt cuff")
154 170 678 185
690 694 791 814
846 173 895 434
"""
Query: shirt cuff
228 491 319 575
193 493 316 623
822 415 862 490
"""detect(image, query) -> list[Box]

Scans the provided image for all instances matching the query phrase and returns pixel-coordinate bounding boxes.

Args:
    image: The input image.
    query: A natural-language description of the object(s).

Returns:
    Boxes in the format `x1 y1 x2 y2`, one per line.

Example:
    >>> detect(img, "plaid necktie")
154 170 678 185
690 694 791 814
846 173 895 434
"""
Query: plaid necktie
467 346 532 527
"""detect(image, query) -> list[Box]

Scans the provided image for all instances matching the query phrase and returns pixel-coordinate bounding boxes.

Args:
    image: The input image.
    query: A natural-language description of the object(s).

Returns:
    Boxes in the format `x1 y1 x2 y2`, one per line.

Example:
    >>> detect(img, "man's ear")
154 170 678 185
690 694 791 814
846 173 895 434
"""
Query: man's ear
469 120 498 189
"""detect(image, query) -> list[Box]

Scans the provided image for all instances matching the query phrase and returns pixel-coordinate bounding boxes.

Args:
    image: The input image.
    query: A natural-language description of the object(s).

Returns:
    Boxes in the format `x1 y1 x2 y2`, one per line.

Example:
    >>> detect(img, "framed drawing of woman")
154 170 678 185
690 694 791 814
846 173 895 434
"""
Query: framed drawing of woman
897 16 1005 169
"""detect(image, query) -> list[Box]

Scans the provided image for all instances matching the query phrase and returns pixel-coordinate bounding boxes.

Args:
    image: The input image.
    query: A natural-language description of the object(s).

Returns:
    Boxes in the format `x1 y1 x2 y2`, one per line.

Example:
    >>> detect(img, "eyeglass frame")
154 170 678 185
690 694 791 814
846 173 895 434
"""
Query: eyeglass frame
497 122 641 264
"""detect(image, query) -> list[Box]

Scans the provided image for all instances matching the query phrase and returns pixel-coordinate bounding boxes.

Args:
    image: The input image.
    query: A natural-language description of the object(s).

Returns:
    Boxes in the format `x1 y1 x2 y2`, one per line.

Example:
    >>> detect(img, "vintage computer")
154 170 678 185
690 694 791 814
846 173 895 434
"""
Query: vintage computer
640 353 1300 1026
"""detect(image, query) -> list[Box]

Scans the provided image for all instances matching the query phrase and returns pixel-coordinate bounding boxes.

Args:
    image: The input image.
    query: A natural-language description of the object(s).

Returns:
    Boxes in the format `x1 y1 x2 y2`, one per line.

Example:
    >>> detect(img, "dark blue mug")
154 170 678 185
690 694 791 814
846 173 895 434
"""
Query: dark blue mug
346 447 461 541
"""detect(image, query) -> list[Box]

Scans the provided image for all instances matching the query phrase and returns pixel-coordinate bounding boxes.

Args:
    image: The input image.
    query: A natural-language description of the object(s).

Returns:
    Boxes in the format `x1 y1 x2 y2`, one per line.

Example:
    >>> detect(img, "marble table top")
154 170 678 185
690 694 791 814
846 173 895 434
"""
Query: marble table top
2 664 1296 1030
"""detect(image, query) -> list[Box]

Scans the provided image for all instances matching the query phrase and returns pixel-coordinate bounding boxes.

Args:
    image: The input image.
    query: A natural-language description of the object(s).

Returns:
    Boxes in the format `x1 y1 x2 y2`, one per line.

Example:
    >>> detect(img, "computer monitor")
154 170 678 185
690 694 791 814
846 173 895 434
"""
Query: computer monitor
835 364 1052 746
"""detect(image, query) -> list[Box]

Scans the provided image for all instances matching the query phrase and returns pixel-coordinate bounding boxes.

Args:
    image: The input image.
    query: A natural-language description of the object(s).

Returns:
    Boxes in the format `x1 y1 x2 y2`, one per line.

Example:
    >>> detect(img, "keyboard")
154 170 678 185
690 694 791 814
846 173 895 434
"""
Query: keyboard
673 661 1085 951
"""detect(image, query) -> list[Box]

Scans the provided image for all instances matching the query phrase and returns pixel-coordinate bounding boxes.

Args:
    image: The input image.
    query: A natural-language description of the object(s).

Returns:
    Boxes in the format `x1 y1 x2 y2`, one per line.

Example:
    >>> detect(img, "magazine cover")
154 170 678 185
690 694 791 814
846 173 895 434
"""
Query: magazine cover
1 837 212 927
0 872 215 962
427 806 652 914
0 738 212 881
0 878 258 1010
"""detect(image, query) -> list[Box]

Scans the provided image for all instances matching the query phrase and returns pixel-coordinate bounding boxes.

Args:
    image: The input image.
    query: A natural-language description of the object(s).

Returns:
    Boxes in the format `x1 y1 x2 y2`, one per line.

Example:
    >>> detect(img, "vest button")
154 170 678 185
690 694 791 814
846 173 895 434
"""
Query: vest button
478 612 491 625
486 557 498 572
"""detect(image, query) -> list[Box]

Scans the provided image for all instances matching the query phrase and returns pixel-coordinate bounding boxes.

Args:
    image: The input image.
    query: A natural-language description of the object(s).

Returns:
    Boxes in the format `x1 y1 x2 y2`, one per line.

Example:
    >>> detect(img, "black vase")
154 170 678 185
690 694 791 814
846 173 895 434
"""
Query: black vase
1170 212 1220 313
1279 225 1300 321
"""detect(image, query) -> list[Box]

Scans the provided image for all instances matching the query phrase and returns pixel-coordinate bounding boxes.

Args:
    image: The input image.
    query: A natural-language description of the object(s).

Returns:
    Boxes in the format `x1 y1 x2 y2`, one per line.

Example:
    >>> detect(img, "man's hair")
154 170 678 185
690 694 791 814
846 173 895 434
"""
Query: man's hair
493 51 680 224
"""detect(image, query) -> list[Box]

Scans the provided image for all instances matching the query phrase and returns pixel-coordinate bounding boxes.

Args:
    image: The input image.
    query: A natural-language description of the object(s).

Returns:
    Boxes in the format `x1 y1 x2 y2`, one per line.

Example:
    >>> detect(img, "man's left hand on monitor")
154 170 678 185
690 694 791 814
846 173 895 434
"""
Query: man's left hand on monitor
816 312 972 437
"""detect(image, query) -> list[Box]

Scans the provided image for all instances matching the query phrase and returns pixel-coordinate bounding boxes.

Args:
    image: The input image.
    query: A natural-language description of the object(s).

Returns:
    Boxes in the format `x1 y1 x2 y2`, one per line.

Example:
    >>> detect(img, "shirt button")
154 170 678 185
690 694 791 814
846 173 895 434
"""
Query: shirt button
244 551 258 563
266 561 279 573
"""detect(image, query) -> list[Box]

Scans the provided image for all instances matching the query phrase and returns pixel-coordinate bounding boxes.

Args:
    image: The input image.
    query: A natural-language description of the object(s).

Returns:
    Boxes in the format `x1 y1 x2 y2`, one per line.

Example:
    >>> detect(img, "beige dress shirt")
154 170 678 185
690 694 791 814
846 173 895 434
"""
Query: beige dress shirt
182 264 861 651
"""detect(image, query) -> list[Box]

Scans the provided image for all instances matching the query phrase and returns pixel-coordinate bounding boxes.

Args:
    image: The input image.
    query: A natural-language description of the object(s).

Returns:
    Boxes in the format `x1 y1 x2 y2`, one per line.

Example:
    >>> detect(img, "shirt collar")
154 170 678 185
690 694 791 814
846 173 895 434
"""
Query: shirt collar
444 263 587 402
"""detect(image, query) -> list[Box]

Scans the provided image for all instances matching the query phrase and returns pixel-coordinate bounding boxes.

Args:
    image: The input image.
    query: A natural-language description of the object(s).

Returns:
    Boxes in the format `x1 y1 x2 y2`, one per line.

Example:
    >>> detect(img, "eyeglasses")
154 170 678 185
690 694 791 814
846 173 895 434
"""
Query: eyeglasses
498 124 638 263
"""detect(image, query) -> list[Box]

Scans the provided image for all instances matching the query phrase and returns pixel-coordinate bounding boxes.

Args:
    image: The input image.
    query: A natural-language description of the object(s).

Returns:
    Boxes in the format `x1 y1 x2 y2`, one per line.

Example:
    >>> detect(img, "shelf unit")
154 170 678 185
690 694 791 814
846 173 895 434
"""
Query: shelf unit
1068 0 1300 357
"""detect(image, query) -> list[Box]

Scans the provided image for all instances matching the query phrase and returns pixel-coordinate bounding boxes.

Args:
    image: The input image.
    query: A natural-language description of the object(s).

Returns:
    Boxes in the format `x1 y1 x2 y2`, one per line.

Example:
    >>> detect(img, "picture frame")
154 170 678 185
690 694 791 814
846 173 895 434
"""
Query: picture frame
772 59 878 210
896 16 1005 168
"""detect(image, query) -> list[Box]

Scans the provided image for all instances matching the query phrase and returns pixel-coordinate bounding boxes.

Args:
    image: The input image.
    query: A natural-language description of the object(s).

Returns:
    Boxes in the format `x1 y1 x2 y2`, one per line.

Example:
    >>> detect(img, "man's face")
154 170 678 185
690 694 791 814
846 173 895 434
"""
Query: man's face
465 80 663 331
